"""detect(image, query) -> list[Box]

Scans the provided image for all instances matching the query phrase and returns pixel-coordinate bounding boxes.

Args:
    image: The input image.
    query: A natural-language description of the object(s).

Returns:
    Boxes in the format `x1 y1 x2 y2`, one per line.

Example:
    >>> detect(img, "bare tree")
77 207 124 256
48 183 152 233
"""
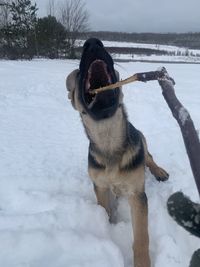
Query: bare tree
46 0 56 17
59 0 89 58
0 0 11 28
0 0 11 58
0 0 6 4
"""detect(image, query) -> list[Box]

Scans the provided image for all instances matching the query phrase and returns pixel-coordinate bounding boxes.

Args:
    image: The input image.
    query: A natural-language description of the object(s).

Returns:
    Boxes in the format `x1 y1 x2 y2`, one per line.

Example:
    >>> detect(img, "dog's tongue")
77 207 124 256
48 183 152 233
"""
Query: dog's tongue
89 60 110 90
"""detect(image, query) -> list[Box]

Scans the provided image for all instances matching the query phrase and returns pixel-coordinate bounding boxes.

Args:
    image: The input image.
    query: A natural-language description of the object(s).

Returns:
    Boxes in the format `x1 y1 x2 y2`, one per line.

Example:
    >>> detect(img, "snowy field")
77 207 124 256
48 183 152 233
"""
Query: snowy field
100 40 200 56
113 53 200 63
78 40 200 55
78 40 200 63
0 59 200 267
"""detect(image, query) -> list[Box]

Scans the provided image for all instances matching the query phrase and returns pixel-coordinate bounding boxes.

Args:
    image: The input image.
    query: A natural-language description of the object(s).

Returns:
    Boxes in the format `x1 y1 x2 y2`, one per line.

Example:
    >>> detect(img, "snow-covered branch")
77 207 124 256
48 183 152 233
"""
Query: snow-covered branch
158 67 200 196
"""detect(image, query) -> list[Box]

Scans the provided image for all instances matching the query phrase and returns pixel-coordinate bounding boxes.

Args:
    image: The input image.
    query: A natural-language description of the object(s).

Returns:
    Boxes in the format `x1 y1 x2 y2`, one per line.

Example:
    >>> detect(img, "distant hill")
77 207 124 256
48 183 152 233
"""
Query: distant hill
79 31 200 50
76 39 200 63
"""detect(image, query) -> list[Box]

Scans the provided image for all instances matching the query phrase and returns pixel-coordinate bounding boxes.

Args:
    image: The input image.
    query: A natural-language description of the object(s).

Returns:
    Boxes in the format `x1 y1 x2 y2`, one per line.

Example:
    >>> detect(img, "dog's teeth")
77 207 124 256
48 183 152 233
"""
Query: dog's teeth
86 81 90 91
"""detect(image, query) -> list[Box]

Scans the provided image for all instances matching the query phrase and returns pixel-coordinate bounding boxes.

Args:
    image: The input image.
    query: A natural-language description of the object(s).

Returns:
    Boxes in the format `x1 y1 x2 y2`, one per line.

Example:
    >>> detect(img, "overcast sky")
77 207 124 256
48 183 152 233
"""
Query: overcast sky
35 0 200 33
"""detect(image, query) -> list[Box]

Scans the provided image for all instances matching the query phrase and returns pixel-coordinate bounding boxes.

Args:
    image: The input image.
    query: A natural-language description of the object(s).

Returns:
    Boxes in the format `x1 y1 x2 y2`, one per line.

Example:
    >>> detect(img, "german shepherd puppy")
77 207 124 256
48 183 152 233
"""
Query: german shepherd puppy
66 38 169 267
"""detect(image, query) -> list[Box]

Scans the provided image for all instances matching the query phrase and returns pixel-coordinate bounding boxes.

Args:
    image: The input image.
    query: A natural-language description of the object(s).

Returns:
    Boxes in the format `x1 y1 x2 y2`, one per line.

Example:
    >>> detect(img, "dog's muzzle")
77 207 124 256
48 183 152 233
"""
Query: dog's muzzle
79 38 120 120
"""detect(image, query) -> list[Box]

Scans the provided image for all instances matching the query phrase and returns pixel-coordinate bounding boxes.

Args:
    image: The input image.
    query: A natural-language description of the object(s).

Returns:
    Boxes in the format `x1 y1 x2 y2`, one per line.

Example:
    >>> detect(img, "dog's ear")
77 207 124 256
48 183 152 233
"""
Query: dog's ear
66 69 79 110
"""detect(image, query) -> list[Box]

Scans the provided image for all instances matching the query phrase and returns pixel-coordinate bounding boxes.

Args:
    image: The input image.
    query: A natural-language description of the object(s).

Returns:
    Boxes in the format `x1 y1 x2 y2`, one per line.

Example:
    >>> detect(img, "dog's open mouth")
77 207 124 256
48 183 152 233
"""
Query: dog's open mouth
84 59 112 109
79 38 120 119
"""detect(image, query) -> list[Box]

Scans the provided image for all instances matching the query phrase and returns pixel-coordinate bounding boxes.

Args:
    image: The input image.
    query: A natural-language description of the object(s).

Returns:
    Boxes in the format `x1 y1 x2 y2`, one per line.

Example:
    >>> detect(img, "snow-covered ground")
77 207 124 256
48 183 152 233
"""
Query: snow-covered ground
100 40 200 56
113 53 200 63
78 40 200 55
0 59 199 267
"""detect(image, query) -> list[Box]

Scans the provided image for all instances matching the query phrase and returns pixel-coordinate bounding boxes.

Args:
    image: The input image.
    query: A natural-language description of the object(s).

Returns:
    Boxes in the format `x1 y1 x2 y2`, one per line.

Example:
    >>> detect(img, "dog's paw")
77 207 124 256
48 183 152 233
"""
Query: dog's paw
154 167 169 182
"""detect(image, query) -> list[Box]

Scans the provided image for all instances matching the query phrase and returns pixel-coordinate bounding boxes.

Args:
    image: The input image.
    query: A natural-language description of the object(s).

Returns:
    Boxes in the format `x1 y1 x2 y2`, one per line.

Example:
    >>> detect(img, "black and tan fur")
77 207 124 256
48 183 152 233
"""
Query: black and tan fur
66 38 169 267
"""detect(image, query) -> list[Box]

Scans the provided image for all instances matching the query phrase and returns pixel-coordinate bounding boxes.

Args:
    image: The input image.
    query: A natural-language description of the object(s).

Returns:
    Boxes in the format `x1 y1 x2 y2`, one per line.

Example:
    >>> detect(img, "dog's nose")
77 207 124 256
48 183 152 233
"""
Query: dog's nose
83 38 104 52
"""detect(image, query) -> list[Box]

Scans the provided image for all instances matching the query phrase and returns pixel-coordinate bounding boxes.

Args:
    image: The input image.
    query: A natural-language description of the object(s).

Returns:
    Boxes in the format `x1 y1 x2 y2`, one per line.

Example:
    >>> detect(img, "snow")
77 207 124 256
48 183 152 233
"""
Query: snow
78 40 200 56
78 40 200 63
179 107 189 125
113 53 200 63
0 59 200 267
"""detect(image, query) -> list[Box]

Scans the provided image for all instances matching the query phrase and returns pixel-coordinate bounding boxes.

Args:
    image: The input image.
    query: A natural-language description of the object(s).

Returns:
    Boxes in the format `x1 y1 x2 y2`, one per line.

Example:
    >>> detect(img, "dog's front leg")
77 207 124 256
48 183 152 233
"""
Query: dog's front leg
93 184 118 223
129 191 151 267
94 184 110 215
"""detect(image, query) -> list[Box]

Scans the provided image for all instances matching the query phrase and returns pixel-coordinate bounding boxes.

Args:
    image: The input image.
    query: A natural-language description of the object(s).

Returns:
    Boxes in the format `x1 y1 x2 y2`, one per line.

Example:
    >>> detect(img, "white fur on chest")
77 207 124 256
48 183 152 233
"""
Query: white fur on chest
82 108 126 154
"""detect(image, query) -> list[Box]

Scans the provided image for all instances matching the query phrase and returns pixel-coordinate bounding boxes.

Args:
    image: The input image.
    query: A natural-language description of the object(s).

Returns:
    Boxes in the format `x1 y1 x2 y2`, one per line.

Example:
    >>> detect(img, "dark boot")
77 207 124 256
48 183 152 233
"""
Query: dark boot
189 249 200 267
167 192 200 238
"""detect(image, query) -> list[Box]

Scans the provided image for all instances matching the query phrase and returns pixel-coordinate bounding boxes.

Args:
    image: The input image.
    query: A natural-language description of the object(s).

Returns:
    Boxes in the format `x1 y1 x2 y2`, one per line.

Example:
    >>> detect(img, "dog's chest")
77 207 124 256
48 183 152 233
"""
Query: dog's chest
92 123 124 154
91 162 144 196
82 108 126 154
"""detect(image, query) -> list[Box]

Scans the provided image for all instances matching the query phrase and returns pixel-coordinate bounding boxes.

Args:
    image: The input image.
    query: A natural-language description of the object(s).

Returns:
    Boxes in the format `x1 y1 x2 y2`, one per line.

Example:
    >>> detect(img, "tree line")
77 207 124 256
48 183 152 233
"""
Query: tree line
0 0 89 59
1 1 200 60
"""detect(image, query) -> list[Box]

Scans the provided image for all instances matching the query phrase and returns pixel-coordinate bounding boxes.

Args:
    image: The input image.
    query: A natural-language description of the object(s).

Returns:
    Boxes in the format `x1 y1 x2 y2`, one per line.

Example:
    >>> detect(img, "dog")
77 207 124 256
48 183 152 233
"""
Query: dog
66 38 169 267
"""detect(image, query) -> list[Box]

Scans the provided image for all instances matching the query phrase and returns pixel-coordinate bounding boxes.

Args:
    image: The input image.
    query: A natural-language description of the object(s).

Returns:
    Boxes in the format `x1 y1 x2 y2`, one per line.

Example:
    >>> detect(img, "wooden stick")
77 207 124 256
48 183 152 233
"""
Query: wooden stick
158 67 200 196
90 70 166 94
90 74 137 94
